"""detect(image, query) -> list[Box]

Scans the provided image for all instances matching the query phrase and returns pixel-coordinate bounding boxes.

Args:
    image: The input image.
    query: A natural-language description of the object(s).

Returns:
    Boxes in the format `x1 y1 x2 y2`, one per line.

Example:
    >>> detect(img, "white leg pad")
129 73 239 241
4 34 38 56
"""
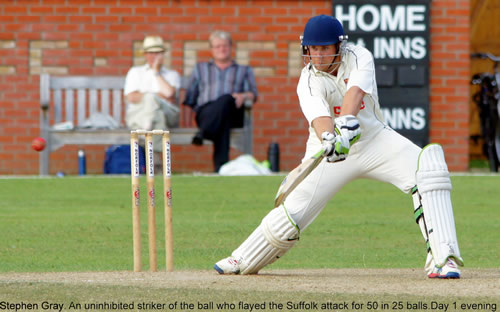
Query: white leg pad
232 206 299 274
416 144 463 267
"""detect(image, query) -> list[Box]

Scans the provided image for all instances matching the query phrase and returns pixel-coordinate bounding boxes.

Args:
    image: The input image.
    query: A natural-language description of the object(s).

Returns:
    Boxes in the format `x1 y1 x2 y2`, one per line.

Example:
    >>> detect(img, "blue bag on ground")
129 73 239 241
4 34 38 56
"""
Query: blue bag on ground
104 144 146 174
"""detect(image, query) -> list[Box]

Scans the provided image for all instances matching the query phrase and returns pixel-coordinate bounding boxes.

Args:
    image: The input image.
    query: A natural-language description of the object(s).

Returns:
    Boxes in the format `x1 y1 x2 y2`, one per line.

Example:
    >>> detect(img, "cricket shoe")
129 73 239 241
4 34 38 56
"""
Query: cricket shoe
214 256 241 274
428 258 461 279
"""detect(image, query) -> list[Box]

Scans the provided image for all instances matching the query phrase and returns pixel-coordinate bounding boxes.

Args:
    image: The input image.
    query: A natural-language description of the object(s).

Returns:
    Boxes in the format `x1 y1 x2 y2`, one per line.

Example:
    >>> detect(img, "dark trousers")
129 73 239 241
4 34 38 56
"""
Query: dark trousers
195 94 244 172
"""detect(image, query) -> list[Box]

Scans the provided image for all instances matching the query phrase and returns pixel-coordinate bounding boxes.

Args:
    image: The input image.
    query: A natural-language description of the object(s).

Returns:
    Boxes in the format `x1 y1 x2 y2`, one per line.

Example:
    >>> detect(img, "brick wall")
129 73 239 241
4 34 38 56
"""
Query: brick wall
430 0 470 170
0 0 469 174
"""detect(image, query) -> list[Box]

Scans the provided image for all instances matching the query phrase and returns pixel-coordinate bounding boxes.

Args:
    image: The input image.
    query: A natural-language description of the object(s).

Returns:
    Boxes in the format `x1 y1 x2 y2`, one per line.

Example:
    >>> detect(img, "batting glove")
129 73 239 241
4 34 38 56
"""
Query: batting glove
333 115 361 158
321 131 346 163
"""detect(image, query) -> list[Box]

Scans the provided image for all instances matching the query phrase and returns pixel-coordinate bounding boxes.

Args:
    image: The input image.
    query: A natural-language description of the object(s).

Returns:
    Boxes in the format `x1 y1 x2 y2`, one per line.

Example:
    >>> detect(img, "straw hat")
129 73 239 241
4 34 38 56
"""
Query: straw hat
143 36 165 53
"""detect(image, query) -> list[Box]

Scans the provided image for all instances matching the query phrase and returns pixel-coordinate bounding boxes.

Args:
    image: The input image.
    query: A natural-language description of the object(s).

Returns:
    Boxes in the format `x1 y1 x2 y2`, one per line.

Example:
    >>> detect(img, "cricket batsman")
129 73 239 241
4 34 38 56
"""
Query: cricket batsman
214 15 464 278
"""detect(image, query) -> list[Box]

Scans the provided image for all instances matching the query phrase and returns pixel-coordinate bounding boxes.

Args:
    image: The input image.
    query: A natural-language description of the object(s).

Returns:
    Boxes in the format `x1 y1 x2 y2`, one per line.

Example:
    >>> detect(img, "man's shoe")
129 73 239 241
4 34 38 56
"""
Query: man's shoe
192 131 203 146
214 256 241 274
428 258 461 279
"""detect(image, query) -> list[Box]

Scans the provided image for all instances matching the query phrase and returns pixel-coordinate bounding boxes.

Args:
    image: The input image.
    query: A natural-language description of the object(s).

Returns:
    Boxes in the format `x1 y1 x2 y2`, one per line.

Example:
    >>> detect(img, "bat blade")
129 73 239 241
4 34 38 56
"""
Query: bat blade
274 148 325 207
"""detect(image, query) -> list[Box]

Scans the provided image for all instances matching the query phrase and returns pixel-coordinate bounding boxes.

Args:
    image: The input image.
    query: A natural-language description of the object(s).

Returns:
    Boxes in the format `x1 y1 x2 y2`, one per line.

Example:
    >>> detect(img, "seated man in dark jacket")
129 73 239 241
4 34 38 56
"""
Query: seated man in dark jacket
184 30 258 172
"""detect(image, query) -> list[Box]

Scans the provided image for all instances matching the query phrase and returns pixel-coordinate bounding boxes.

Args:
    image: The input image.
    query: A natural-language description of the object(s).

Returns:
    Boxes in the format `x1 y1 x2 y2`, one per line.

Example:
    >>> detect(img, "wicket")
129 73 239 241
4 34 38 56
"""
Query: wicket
130 129 173 272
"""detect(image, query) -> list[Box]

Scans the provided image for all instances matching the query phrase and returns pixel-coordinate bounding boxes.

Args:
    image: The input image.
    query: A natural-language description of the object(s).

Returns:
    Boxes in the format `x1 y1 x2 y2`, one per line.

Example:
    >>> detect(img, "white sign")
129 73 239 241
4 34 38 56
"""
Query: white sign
382 107 426 130
336 5 426 32
335 4 428 60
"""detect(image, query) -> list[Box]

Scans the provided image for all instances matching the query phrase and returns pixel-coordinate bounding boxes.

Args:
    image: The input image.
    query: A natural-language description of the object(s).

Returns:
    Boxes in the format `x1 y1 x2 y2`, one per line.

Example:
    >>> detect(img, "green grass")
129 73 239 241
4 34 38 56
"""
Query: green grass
0 174 499 272
0 175 499 308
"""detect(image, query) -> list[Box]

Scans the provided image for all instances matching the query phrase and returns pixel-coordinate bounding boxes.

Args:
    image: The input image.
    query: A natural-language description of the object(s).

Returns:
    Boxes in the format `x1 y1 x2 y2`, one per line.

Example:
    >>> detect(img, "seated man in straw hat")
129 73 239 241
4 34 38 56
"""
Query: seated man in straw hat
124 35 181 132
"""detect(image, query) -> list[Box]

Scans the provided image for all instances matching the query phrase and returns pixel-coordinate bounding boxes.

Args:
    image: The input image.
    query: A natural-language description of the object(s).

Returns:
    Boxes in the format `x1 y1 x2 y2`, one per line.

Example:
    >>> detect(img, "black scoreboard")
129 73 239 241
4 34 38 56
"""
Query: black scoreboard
333 0 431 147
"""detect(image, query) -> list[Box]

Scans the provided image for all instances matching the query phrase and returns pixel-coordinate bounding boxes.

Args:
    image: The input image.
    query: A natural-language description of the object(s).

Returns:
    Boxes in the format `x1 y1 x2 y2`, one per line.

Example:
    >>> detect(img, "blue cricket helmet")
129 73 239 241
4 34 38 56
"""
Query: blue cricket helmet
302 15 346 46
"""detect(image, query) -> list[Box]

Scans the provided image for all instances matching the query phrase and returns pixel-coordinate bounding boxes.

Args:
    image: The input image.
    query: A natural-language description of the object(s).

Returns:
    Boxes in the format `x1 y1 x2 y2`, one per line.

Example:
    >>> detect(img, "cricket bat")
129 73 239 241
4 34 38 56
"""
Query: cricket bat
274 148 326 207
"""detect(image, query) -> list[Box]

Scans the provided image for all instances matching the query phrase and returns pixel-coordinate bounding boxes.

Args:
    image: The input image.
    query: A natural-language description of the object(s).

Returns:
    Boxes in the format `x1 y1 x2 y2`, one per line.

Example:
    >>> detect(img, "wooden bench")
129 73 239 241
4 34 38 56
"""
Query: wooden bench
39 74 253 175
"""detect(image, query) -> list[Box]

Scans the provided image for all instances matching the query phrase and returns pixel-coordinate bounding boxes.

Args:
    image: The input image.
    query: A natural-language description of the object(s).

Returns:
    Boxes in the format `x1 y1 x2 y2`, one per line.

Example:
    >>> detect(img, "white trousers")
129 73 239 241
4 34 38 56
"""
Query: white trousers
285 127 422 230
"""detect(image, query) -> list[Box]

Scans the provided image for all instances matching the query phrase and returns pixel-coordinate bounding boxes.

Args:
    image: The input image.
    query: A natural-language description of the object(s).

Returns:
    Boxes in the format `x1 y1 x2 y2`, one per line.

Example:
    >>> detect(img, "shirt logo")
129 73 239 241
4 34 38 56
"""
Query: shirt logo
334 101 365 116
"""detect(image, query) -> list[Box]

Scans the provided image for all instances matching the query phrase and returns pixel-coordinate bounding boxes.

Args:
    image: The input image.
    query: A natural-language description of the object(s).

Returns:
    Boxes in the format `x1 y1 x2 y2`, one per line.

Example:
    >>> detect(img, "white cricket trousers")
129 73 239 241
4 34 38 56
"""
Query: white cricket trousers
285 127 422 231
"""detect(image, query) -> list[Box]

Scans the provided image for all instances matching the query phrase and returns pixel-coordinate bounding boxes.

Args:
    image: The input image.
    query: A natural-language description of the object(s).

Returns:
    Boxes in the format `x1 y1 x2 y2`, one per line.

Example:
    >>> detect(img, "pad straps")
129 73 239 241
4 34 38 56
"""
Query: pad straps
412 186 431 253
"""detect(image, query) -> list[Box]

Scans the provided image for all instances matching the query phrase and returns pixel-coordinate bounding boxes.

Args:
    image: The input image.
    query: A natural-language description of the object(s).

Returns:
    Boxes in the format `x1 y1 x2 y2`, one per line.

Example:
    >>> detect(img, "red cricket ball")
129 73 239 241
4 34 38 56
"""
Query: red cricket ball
31 137 46 152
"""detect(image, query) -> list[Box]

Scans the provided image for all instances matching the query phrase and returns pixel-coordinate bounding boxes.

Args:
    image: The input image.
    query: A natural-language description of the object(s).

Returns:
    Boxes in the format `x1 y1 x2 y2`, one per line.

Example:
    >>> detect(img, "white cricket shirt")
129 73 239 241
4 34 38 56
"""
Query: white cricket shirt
297 43 387 157
124 64 181 95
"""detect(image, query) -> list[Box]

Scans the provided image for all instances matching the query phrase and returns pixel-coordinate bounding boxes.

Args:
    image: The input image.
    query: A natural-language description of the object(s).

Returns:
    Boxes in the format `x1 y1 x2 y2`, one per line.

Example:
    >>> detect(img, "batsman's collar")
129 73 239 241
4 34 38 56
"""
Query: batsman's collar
309 64 333 77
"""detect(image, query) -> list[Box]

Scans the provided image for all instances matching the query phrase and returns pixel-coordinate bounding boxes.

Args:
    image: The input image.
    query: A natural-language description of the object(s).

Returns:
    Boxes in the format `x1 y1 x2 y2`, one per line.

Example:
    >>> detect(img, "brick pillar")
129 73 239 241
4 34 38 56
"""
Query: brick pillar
429 0 470 171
